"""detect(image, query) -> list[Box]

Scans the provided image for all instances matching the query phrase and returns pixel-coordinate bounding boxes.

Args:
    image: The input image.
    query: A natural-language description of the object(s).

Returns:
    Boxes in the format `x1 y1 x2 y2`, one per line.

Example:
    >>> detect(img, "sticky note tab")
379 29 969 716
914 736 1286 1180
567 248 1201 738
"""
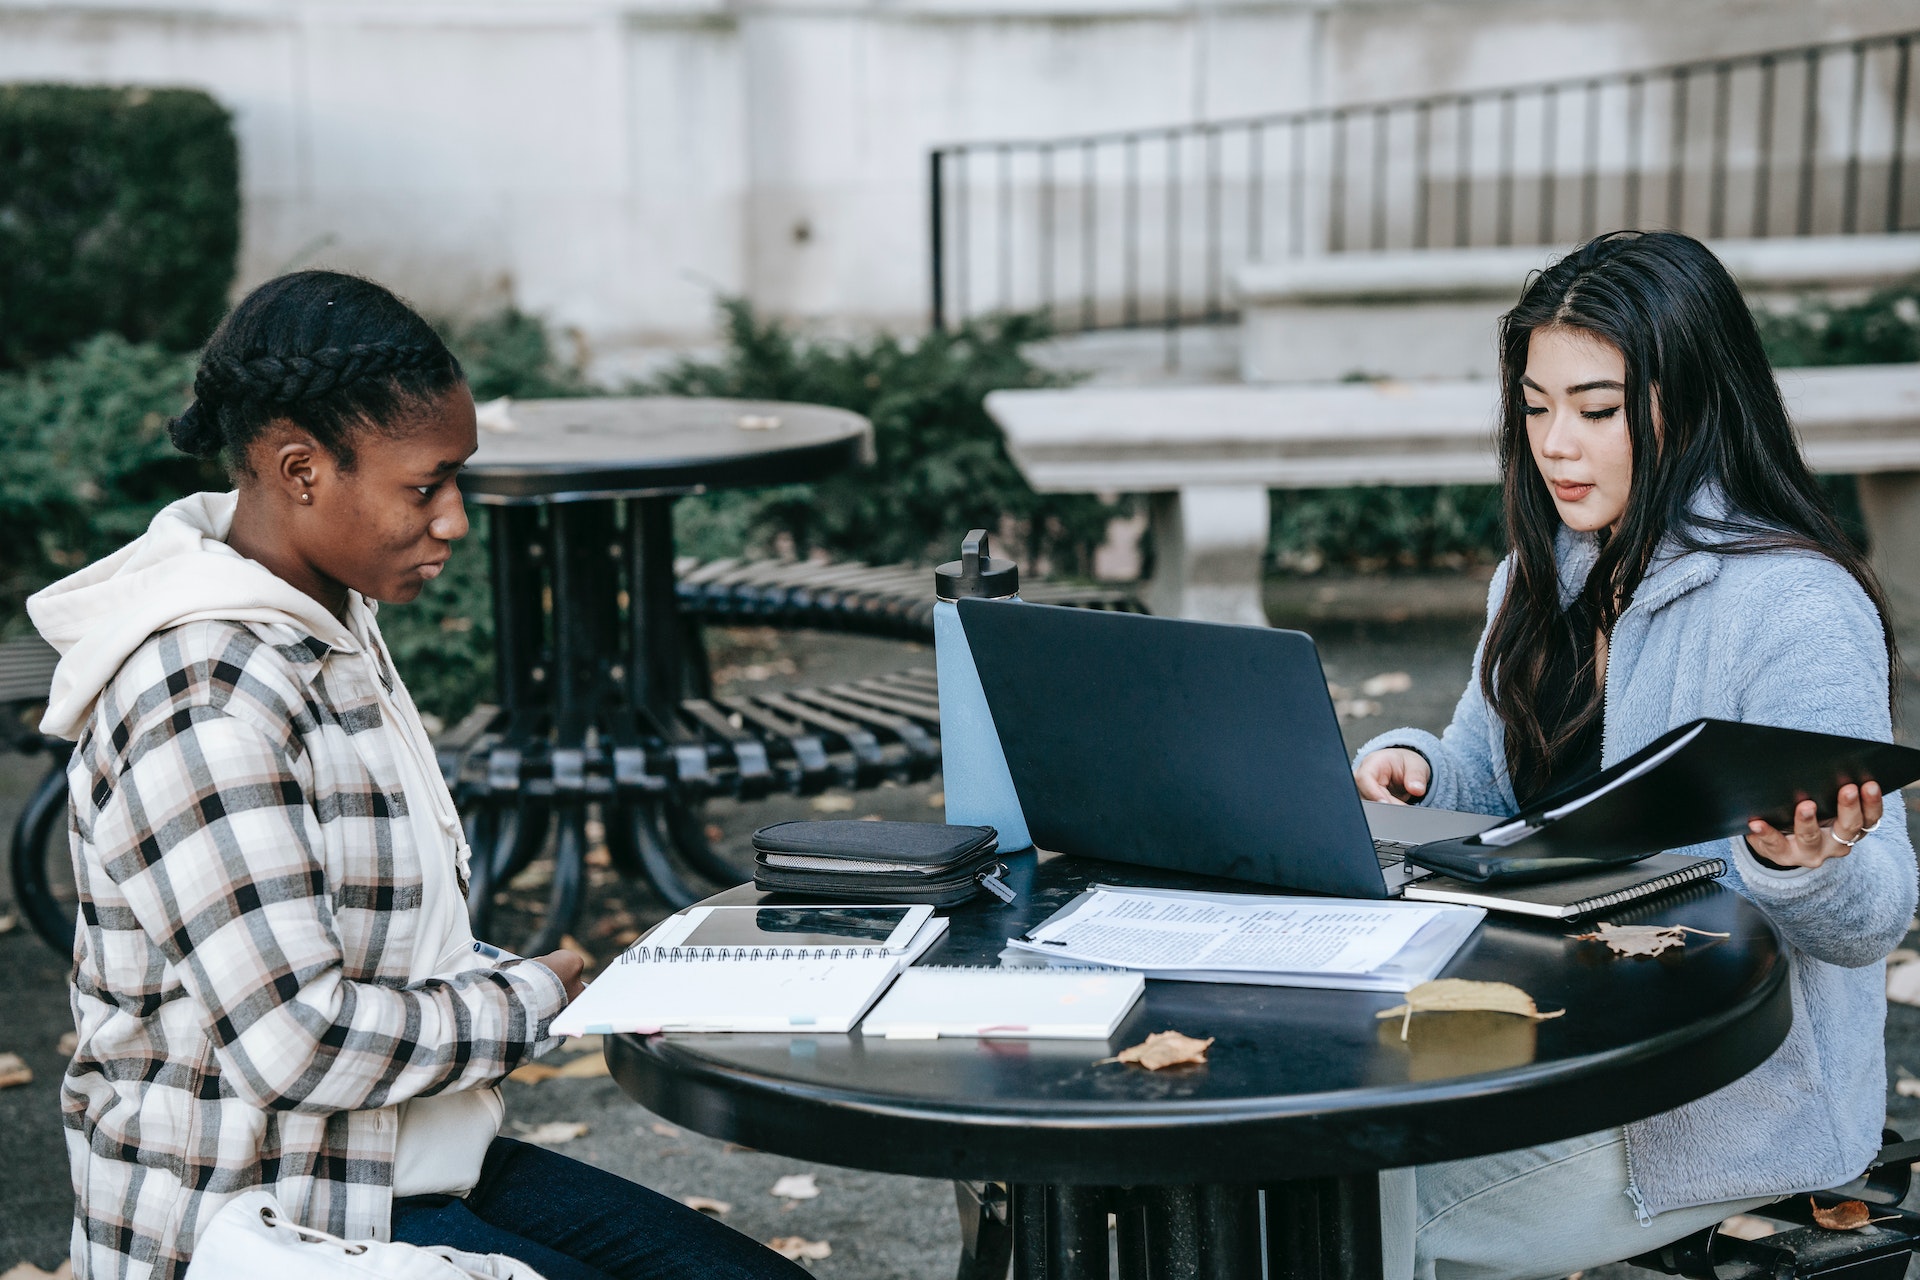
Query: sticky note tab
882 1024 942 1040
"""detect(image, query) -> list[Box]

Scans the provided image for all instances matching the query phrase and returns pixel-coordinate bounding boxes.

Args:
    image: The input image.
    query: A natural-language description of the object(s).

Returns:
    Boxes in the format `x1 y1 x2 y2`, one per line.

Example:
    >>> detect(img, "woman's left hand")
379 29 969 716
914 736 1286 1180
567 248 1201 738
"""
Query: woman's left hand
1745 781 1883 870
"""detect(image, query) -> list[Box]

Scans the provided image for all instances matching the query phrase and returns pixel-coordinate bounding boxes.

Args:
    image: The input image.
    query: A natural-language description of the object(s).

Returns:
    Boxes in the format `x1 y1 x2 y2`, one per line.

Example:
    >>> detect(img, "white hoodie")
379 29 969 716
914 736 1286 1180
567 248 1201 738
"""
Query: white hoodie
29 491 504 1198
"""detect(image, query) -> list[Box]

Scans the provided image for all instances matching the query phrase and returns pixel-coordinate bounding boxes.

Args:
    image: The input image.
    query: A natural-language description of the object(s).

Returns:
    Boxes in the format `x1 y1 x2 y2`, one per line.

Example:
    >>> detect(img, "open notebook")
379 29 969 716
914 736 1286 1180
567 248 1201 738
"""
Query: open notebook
552 915 949 1036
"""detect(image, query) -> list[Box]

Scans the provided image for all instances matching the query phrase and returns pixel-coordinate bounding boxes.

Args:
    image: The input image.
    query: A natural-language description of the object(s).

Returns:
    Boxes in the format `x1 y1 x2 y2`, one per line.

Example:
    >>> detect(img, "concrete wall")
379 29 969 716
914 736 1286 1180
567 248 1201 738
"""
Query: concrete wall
2 0 1913 366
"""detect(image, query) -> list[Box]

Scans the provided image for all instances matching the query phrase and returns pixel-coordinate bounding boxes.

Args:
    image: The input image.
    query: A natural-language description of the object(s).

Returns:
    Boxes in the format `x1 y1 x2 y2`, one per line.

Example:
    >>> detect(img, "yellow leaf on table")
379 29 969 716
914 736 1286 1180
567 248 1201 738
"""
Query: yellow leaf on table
514 1120 588 1145
1570 922 1728 958
1376 980 1564 1041
1100 1030 1215 1070
682 1195 732 1215
766 1237 831 1262
0 1052 33 1089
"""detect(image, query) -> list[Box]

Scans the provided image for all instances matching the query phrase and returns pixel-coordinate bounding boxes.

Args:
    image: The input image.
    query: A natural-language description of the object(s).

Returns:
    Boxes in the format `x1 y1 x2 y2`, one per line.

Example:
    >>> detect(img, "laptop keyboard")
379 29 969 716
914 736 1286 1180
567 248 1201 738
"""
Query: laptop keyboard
1373 838 1414 869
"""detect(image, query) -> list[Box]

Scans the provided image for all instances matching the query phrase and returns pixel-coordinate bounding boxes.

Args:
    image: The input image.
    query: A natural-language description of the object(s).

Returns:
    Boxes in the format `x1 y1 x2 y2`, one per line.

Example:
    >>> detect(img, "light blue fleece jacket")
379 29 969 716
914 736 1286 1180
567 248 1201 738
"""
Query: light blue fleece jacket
1357 501 1915 1219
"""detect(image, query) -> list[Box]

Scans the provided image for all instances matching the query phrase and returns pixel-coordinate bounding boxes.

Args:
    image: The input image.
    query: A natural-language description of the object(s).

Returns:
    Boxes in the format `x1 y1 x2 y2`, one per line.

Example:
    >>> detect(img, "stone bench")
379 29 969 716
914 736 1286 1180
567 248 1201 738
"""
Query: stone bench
1237 233 1920 384
984 364 1920 658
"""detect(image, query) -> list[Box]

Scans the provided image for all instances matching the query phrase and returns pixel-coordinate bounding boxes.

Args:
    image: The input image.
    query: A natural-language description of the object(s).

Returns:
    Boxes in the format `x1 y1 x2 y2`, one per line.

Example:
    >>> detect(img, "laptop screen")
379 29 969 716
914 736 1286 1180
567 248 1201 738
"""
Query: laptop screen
957 598 1391 897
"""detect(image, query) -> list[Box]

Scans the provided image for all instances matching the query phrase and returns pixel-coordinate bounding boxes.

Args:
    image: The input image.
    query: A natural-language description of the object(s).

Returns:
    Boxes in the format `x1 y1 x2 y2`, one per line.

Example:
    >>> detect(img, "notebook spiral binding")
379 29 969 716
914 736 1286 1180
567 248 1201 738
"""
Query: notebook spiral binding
617 944 894 965
1566 859 1726 918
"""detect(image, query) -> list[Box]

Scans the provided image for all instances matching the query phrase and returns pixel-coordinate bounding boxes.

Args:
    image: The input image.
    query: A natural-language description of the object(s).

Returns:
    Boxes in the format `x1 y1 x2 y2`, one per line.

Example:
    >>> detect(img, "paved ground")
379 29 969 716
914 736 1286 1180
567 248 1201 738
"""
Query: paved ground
3 574 1918 1277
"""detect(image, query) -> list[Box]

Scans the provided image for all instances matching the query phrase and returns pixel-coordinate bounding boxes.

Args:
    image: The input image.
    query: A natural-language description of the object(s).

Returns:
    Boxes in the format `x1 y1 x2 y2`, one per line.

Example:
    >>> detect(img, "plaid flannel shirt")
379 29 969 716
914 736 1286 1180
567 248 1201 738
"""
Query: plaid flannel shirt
61 617 566 1280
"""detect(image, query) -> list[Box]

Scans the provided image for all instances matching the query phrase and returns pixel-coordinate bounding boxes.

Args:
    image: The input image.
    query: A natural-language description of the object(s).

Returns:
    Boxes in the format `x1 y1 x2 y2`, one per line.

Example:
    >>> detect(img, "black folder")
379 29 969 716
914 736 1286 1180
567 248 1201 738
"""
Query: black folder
1404 718 1920 884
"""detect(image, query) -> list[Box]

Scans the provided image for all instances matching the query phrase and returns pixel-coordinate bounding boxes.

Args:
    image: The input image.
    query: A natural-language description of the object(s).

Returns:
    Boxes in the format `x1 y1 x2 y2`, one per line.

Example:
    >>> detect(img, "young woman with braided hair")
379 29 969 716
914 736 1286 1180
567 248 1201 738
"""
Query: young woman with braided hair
29 271 812 1280
1352 232 1914 1279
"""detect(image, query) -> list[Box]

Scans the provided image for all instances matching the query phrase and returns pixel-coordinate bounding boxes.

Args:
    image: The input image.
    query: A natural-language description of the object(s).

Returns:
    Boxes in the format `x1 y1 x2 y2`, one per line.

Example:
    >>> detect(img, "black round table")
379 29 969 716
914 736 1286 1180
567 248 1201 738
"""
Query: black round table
608 852 1790 1280
457 397 872 950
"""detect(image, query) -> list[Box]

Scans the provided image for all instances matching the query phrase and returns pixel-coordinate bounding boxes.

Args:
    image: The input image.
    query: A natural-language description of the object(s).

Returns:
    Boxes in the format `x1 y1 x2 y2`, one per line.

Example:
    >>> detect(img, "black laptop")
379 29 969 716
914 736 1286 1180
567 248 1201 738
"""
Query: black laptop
957 597 1491 898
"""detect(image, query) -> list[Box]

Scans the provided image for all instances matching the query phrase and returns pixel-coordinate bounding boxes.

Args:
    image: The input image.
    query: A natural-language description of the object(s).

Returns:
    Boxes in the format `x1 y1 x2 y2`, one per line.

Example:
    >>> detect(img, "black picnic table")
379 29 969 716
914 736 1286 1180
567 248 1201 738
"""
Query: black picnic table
456 396 873 952
607 851 1790 1280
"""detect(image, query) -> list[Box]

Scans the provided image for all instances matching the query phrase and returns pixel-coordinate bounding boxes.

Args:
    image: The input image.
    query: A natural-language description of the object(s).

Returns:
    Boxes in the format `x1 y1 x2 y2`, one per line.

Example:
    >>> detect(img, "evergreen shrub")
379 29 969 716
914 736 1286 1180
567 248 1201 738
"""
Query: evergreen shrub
0 85 240 368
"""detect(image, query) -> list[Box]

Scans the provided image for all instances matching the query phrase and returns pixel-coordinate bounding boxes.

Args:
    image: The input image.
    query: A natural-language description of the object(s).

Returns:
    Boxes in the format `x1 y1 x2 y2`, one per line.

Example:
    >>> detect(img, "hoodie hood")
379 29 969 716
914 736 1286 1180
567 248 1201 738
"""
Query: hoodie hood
27 491 362 740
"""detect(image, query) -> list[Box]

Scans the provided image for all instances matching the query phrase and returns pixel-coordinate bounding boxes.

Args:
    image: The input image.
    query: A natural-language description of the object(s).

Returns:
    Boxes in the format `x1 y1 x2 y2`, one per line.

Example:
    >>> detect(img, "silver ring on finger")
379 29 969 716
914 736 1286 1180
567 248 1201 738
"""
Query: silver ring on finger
1831 828 1863 847
1861 818 1881 836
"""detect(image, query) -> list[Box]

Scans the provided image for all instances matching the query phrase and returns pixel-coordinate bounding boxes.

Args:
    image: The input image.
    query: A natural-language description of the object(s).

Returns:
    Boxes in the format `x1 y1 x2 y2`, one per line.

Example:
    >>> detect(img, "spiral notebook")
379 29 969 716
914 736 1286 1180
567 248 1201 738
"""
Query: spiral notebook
551 915 949 1036
860 967 1145 1040
1401 853 1726 920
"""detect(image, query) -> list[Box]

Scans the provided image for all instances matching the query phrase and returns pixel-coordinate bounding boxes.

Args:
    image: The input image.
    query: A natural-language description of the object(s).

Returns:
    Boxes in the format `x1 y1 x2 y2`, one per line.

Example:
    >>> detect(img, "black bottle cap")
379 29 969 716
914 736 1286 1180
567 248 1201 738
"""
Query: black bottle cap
934 529 1019 601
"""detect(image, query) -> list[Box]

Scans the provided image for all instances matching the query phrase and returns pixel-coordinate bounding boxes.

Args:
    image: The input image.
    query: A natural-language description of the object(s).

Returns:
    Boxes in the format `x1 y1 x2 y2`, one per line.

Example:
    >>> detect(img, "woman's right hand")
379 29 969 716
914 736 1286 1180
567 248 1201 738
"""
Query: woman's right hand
1354 748 1431 805
531 950 587 1002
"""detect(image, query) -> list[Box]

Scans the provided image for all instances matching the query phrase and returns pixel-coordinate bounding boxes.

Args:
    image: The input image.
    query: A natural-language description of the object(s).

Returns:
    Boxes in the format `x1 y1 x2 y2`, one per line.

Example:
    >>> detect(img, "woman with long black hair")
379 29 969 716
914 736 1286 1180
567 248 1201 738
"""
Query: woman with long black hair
1352 230 1914 1280
30 270 812 1280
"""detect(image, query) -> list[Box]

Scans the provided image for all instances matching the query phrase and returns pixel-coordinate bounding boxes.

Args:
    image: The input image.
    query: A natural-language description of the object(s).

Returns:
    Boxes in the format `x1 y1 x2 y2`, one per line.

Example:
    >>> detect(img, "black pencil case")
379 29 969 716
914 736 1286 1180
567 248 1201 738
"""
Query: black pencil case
751 821 1014 906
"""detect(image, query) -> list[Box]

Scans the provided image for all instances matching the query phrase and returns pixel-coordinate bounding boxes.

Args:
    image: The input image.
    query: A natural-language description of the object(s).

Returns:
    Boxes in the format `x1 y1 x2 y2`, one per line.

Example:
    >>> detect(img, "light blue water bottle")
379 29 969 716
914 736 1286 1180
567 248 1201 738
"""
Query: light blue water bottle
933 530 1032 851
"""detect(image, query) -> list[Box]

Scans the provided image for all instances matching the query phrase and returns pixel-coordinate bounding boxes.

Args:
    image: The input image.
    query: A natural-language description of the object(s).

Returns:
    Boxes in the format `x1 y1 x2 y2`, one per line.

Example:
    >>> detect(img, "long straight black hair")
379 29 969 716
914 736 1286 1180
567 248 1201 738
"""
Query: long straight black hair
1483 230 1896 801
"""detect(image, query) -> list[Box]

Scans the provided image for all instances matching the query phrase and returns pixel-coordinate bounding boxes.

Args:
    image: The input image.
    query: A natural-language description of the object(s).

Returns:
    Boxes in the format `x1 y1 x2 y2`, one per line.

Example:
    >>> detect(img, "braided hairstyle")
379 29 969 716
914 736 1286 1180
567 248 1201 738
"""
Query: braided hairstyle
168 271 465 471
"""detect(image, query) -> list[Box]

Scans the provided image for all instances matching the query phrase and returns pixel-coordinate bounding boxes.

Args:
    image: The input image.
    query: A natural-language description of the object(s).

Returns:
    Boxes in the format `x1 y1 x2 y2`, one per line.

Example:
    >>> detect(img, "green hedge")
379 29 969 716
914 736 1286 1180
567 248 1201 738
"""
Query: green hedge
0 85 240 369
0 335 215 619
653 300 1115 570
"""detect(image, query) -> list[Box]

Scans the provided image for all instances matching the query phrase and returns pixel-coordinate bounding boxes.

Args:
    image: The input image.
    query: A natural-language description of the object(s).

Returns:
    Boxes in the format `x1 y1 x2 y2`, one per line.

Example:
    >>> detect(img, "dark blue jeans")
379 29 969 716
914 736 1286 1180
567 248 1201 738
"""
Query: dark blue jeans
390 1138 813 1280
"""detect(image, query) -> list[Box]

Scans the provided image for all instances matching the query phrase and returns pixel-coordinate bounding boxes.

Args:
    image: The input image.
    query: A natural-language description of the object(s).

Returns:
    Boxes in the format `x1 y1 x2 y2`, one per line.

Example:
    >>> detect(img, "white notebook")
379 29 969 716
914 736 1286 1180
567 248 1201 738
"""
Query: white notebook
860 966 1145 1040
552 916 948 1036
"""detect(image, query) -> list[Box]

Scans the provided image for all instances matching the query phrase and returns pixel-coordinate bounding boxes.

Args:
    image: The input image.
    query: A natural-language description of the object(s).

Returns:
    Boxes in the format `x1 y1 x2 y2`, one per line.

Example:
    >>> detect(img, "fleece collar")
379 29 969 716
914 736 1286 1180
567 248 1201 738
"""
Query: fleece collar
27 491 366 740
1553 485 1729 617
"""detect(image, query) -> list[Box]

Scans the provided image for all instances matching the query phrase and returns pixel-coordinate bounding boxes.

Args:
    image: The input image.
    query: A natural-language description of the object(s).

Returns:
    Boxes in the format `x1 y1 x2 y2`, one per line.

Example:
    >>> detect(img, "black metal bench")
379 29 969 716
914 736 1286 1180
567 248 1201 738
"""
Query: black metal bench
1631 1131 1920 1280
436 558 1144 948
673 555 1143 641
2 634 71 953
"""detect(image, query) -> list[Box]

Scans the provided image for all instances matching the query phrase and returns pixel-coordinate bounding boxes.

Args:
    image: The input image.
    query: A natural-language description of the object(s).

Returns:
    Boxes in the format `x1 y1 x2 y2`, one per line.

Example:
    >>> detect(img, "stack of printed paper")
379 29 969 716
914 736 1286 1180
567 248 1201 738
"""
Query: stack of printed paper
1002 885 1483 992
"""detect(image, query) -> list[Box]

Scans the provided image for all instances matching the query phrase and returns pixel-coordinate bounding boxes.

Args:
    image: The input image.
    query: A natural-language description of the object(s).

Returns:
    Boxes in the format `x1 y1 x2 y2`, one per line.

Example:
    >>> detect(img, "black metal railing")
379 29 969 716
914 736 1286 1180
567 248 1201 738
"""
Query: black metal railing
928 28 1920 335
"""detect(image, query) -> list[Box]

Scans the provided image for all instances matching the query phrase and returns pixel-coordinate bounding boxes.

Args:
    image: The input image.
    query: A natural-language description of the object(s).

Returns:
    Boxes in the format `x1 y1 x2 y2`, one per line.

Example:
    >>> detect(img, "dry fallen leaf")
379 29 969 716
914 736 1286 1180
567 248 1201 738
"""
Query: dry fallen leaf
723 1142 756 1156
683 1195 732 1215
770 1173 820 1200
57 1031 77 1057
766 1237 831 1262
0 912 17 936
926 792 945 809
1377 979 1564 1041
1888 956 1920 1006
1 1261 73 1280
1099 1030 1215 1070
650 1122 680 1138
1899 1076 1920 1099
0 1052 33 1089
1717 1214 1779 1241
810 794 856 813
1360 671 1414 697
514 1120 588 1145
1570 922 1730 958
1809 1198 1896 1231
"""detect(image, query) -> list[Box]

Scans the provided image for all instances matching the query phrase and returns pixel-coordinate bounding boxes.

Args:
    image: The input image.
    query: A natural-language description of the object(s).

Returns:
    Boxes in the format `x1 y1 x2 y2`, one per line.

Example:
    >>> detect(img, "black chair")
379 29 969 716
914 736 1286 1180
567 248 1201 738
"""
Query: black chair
1632 1131 1920 1280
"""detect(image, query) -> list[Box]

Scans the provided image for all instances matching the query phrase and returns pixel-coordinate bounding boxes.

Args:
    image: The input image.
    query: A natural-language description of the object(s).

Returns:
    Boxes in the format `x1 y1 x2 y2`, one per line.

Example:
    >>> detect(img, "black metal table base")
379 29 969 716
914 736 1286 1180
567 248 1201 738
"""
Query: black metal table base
957 1177 1383 1280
